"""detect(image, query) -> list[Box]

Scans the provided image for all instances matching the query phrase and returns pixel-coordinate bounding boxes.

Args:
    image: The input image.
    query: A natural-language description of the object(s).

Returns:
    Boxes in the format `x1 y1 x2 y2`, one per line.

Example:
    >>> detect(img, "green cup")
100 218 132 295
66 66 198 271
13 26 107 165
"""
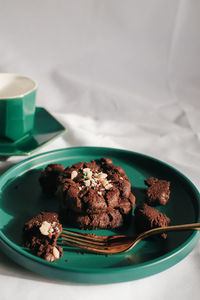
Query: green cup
0 73 37 141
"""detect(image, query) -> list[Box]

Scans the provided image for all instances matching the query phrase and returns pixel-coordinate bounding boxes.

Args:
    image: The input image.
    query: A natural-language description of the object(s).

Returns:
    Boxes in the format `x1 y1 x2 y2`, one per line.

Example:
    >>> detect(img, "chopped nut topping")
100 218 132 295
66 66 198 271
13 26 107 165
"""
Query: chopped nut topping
39 221 52 236
99 178 107 186
71 170 78 180
97 191 102 196
90 178 97 187
97 172 107 180
120 177 123 180
84 180 91 187
105 183 113 190
55 226 60 233
83 168 93 179
53 246 60 259
79 169 113 190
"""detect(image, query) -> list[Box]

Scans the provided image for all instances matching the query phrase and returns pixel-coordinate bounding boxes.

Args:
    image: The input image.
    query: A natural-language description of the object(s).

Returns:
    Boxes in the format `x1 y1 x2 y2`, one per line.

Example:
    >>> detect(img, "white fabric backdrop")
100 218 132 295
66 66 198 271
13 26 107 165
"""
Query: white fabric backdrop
0 0 200 299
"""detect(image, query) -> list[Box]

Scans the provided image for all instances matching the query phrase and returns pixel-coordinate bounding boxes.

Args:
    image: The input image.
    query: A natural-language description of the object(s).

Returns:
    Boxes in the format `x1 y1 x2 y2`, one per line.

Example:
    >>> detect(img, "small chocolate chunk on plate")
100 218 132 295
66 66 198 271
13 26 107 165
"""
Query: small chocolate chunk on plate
39 164 65 196
145 177 171 206
134 203 170 239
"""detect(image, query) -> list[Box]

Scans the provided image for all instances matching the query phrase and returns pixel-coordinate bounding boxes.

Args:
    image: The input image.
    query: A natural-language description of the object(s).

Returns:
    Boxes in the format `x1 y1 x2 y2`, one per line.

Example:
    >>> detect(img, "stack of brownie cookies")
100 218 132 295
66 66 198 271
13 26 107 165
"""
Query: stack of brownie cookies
56 158 136 229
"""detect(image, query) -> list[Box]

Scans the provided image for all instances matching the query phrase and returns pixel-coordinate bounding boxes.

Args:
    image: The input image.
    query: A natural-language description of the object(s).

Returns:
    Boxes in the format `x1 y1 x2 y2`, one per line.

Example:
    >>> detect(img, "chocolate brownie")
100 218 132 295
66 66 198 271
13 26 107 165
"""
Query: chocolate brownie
62 208 125 229
144 177 171 206
39 164 65 196
22 212 63 262
57 158 136 229
134 203 170 239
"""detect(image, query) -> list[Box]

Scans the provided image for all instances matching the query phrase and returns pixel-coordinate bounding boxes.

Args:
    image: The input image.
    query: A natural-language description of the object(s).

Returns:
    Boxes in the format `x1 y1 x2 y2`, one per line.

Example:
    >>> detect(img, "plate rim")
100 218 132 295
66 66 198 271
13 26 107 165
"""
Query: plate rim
0 146 199 280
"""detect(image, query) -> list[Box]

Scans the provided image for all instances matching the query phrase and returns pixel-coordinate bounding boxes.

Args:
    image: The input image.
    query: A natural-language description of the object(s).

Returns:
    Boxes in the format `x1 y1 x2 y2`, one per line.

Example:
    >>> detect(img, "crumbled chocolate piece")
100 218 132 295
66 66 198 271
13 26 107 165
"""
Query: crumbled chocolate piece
38 244 63 262
134 203 170 239
22 212 63 261
56 158 136 229
39 164 65 196
144 177 170 206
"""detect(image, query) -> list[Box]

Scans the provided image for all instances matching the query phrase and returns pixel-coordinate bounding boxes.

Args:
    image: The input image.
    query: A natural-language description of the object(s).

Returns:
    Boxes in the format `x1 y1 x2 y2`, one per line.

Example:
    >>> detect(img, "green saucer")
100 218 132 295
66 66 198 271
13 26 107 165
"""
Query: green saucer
0 147 199 284
0 107 67 156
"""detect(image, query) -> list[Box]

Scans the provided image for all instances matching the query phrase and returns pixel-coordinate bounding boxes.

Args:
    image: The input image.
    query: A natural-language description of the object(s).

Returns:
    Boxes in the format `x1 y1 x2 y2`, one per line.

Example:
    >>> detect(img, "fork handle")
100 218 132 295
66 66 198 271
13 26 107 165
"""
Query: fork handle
137 222 200 240
125 222 200 252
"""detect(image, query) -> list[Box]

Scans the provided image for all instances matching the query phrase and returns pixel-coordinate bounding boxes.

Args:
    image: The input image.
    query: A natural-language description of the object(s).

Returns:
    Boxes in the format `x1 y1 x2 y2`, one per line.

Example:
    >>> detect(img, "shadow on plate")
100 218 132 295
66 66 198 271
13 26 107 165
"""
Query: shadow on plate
0 169 59 244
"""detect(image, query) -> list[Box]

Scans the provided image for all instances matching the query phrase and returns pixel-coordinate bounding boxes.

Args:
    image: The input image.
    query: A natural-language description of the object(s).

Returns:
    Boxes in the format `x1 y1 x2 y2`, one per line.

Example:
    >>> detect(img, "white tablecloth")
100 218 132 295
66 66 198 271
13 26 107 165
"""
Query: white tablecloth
0 0 200 299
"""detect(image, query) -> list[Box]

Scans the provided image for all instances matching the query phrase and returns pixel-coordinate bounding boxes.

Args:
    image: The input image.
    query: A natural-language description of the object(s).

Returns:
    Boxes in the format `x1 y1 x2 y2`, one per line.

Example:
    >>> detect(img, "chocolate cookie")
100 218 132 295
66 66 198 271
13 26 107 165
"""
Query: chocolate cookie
62 208 124 229
39 164 65 196
134 203 170 239
22 212 63 262
57 158 136 229
144 177 171 206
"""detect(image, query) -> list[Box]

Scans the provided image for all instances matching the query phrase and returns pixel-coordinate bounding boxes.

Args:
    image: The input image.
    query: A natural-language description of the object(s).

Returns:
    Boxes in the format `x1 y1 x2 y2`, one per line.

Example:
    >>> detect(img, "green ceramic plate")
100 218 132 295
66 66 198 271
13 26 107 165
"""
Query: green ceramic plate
0 107 67 156
0 147 199 284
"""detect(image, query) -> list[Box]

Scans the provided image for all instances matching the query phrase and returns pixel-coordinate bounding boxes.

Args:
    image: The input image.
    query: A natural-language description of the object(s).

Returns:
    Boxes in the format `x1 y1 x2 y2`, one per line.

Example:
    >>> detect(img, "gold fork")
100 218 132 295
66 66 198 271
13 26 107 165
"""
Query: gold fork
61 223 200 254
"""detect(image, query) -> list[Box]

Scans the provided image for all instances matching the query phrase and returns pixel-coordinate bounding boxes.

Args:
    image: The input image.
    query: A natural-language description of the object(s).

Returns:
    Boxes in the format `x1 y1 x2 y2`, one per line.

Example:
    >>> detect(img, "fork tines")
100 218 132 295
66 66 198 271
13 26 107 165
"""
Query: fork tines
61 229 111 252
61 229 130 254
61 229 108 246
